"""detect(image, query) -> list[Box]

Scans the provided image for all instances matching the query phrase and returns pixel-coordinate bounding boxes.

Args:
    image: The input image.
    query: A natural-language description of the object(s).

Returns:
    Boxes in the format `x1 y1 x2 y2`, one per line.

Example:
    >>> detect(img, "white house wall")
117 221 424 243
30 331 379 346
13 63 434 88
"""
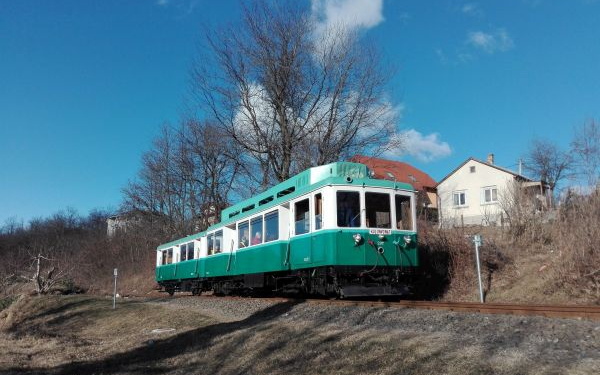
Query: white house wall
438 160 514 227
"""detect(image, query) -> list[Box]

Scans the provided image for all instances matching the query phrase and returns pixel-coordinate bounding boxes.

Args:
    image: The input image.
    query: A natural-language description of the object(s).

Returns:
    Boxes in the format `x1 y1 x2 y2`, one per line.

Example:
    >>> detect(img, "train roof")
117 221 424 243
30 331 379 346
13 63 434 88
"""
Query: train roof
157 161 414 250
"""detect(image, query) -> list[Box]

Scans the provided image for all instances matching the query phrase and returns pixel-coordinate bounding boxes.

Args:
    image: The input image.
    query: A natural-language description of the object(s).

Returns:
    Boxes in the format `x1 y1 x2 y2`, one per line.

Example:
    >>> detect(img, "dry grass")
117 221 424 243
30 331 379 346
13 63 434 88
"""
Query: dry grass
1 295 597 375
420 190 600 305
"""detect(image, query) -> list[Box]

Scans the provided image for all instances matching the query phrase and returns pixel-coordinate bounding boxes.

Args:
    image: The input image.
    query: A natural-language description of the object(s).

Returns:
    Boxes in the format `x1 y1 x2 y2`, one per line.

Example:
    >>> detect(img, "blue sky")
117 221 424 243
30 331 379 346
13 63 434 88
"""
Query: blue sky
1 0 599 224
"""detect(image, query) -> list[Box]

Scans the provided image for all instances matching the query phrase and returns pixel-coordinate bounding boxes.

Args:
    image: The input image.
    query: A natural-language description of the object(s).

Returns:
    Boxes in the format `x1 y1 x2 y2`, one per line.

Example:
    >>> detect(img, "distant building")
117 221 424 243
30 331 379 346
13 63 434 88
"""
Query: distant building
437 154 551 227
106 210 166 237
351 155 438 219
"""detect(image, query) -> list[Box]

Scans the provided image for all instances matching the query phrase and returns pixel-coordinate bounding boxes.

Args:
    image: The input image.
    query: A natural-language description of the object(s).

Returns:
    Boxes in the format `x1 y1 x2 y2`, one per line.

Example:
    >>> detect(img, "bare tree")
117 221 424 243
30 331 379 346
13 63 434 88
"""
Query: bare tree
498 180 544 242
571 119 600 187
21 253 69 295
123 120 244 234
122 125 187 235
523 138 573 204
179 119 243 230
191 0 400 184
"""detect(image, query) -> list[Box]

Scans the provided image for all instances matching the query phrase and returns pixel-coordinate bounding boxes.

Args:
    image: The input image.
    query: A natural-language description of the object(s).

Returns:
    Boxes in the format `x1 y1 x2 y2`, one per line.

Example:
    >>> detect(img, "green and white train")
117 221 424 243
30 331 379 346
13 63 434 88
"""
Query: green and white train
155 162 418 298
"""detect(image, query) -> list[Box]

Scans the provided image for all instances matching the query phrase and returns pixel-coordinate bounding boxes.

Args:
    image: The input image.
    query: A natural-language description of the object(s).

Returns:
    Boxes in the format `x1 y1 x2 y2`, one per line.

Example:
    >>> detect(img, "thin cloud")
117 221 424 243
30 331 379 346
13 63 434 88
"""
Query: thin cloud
311 0 384 35
461 3 484 17
156 0 169 6
467 29 514 53
385 129 452 162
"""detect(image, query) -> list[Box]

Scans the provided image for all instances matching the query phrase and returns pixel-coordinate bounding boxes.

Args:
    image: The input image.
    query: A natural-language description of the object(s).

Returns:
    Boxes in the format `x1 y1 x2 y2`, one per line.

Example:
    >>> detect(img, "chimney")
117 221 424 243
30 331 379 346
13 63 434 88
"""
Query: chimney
487 153 495 165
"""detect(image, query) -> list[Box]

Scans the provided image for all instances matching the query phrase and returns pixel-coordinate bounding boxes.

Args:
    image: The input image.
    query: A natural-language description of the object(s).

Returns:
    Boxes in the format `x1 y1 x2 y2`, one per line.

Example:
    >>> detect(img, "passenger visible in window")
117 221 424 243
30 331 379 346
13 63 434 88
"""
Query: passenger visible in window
251 231 262 245
337 192 360 227
238 221 249 248
239 229 249 248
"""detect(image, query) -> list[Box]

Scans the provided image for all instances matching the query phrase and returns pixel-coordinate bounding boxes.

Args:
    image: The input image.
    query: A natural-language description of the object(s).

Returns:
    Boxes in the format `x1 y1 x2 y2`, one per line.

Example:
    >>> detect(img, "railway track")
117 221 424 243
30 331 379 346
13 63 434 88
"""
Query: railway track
168 294 600 320
321 299 600 320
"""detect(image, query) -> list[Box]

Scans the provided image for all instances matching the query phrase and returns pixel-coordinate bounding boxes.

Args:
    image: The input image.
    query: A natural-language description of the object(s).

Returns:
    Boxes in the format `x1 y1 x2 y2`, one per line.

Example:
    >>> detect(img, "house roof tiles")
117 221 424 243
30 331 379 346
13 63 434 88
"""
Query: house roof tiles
350 155 437 191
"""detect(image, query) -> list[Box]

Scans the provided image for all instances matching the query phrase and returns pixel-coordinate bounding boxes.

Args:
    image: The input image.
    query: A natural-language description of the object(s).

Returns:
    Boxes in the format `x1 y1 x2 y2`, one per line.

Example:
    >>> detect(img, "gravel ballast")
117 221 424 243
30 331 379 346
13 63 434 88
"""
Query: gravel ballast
153 295 600 374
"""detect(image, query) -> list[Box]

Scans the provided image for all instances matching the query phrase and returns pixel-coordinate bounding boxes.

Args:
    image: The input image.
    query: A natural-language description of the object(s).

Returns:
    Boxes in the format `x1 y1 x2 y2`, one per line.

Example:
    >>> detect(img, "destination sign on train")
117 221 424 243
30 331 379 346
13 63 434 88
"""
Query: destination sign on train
369 229 392 235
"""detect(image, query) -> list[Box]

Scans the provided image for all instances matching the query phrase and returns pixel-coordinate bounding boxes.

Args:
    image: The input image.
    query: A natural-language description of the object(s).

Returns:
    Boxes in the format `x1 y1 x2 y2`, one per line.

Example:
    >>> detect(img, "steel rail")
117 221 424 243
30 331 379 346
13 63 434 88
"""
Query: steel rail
177 294 600 320
315 300 600 320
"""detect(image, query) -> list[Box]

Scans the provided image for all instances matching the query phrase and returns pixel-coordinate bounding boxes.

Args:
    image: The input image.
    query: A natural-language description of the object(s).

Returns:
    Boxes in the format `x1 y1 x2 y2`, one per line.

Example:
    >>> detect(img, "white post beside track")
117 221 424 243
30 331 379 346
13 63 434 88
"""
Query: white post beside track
473 235 484 303
113 268 118 309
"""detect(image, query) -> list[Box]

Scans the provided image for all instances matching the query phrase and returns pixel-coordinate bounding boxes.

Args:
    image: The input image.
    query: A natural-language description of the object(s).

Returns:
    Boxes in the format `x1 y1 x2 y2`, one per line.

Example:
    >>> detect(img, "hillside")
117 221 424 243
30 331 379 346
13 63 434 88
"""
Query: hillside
1 295 599 374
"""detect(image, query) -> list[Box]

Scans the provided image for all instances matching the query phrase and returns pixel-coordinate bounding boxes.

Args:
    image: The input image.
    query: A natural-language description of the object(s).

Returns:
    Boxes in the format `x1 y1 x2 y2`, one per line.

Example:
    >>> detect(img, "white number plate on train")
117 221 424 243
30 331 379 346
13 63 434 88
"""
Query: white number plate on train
369 229 391 235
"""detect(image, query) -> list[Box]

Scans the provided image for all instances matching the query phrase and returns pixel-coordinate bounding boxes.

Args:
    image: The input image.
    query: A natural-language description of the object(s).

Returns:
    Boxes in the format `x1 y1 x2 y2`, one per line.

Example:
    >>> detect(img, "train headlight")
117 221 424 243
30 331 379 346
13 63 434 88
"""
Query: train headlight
353 233 362 245
403 235 412 244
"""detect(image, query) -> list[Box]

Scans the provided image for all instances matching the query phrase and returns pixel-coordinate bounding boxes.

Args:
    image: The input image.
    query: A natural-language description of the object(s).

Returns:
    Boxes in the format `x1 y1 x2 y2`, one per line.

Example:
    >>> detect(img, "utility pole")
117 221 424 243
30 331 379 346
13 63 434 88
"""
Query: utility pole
518 159 523 175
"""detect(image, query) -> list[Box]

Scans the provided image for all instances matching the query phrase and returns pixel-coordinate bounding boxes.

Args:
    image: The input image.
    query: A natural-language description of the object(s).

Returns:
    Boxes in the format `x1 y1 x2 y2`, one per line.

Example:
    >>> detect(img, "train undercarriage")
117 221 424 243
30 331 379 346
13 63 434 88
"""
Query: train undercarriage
159 266 414 299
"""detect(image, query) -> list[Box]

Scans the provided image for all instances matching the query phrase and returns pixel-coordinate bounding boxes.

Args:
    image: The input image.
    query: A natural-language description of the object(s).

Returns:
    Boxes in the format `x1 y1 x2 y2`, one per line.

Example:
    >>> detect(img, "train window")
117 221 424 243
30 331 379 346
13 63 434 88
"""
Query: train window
161 250 167 265
315 193 323 230
238 221 249 248
250 217 263 245
264 211 279 242
395 195 413 231
181 244 187 261
295 198 310 235
186 242 194 260
207 233 214 255
166 248 173 264
365 192 391 229
259 196 274 205
277 186 295 198
215 230 223 253
337 191 361 227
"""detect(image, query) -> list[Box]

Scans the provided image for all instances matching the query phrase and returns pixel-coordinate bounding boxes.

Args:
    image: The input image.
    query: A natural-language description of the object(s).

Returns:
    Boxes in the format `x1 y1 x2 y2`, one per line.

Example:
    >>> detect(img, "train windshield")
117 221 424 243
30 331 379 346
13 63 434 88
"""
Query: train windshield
395 194 413 231
365 192 391 229
337 191 361 227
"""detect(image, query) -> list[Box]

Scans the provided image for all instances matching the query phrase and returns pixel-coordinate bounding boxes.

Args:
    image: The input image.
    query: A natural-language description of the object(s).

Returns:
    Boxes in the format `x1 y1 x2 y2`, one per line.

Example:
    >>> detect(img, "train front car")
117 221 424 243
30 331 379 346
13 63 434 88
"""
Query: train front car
284 163 418 298
154 162 418 298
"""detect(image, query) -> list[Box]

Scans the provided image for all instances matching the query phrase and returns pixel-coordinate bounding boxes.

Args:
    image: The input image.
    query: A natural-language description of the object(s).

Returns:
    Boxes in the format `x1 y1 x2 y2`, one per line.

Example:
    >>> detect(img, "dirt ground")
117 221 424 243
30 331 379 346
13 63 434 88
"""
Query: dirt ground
0 294 599 375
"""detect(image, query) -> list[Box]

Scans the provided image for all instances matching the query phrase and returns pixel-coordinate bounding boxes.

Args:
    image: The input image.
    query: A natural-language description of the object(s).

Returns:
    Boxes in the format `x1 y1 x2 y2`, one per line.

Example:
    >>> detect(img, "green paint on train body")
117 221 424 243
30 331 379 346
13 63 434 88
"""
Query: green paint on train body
156 162 415 252
155 161 419 285
156 230 417 283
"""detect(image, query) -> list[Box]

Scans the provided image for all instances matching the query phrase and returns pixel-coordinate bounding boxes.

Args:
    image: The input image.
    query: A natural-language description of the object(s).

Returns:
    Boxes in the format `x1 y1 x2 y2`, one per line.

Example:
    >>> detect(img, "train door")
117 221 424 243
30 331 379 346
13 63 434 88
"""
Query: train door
311 191 325 263
290 196 312 267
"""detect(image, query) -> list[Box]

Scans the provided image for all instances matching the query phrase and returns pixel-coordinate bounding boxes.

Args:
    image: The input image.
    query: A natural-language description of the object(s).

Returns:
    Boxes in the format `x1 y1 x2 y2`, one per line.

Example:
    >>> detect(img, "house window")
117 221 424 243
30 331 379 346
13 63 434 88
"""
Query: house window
470 166 476 173
481 186 498 204
453 191 467 207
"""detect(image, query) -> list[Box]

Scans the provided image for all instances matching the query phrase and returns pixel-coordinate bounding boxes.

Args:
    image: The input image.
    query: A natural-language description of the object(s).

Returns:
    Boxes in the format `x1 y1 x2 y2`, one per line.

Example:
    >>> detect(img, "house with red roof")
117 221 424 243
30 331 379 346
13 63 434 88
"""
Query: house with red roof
351 155 438 217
